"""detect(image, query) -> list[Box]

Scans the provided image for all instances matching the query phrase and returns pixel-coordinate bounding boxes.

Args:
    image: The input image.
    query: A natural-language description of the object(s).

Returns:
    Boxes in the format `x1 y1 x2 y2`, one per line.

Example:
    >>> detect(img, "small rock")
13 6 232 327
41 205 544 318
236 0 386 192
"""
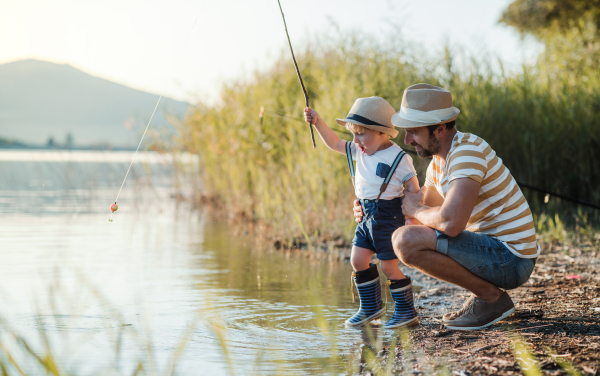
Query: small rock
453 371 472 376
432 329 452 337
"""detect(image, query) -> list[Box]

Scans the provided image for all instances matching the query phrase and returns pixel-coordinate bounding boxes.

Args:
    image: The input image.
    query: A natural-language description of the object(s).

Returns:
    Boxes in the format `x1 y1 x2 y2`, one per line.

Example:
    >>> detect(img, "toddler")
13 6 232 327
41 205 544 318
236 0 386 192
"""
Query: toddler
304 96 419 328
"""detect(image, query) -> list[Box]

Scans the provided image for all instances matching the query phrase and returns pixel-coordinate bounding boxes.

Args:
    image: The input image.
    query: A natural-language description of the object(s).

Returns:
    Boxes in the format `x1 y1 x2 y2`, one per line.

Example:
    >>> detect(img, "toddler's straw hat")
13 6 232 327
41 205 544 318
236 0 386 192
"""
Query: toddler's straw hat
391 84 460 128
336 96 398 138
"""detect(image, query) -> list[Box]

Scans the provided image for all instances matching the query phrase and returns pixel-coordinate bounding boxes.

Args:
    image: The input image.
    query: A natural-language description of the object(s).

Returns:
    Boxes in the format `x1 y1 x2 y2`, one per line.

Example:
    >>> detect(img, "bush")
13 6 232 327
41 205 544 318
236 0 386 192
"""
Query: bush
179 33 600 243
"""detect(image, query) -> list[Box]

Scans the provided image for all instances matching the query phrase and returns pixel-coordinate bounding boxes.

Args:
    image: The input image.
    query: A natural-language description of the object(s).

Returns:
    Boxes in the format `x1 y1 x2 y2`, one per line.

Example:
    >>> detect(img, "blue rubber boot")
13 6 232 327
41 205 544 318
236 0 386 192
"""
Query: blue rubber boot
383 277 418 329
346 264 385 326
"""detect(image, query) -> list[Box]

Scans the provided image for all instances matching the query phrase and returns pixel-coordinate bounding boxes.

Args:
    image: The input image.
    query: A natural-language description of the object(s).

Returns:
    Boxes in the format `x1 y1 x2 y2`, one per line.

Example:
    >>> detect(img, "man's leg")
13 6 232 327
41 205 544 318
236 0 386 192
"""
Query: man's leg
391 225 503 303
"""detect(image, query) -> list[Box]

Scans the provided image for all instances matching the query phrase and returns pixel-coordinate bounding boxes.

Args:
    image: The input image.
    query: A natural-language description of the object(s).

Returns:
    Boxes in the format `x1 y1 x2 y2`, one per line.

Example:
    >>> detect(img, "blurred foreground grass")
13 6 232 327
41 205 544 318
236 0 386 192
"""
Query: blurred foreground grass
178 32 600 246
0 279 590 376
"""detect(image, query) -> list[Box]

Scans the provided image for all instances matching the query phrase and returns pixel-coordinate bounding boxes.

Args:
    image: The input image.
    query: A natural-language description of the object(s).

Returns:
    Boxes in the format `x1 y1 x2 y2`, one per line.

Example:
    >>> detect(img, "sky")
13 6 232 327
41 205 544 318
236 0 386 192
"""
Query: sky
0 0 543 103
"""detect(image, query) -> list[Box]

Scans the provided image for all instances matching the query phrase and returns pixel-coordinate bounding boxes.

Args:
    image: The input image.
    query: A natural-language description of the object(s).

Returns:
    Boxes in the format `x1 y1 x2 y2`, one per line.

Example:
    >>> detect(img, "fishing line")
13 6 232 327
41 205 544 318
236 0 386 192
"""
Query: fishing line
401 149 600 211
110 13 200 222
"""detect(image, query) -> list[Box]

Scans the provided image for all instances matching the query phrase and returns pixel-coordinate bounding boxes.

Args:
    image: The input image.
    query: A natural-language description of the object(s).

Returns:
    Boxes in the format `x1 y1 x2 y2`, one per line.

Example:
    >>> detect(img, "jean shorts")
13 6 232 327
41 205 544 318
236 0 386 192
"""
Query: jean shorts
434 229 536 290
352 197 405 261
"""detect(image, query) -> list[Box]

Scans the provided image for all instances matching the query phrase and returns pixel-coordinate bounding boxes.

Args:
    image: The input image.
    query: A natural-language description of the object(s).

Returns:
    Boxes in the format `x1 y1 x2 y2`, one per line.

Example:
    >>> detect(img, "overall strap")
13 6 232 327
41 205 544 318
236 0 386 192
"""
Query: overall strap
345 141 355 187
376 150 406 202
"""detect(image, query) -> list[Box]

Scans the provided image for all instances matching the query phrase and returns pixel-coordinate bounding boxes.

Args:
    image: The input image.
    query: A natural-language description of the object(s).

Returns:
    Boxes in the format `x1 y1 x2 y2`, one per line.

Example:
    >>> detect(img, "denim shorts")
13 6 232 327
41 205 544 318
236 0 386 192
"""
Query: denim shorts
434 229 536 290
352 197 405 261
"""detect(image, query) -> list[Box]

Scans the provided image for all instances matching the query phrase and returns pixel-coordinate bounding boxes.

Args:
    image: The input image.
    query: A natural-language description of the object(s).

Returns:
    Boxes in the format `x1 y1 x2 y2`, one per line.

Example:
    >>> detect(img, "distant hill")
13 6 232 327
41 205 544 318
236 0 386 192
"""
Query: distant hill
0 59 189 148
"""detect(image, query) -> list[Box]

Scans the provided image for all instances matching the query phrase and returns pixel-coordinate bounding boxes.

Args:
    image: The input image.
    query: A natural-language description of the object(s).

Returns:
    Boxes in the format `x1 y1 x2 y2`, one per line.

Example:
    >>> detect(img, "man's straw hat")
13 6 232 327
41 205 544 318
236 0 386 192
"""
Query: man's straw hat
336 96 398 138
391 84 460 128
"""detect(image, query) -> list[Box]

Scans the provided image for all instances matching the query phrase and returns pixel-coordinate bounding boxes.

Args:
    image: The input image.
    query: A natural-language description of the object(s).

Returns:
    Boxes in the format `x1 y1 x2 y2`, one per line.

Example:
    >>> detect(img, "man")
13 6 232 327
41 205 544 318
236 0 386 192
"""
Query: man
353 84 538 330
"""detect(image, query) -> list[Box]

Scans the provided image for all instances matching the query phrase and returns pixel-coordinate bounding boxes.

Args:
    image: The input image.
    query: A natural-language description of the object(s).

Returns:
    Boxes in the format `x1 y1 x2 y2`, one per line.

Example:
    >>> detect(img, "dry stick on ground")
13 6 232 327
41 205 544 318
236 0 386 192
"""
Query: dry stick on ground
513 324 554 331
276 0 316 149
473 343 502 353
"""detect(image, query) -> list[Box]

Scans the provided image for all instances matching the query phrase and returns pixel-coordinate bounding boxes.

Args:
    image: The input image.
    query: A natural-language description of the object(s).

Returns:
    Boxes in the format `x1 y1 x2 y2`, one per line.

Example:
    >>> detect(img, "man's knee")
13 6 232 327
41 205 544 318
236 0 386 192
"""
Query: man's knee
392 226 437 266
392 227 419 266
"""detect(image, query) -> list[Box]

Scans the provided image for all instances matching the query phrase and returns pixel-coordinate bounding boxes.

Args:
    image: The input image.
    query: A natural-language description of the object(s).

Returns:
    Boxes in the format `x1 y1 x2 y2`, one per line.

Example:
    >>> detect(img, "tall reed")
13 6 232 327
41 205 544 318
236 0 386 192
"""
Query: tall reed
179 32 600 243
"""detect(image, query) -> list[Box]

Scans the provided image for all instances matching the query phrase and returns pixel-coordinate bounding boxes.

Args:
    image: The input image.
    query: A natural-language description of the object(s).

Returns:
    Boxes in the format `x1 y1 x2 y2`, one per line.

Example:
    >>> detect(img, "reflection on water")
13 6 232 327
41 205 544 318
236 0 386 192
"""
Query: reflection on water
0 150 453 375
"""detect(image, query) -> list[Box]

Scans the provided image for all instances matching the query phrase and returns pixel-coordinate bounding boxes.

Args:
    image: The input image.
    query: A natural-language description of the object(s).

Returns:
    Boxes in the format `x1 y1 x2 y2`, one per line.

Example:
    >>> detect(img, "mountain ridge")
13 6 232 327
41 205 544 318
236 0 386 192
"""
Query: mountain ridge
0 59 189 148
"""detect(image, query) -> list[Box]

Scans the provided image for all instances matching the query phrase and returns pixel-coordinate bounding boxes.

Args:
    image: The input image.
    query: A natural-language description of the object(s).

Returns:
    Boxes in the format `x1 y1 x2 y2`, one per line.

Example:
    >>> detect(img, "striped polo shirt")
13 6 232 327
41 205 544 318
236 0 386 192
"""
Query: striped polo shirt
425 131 540 258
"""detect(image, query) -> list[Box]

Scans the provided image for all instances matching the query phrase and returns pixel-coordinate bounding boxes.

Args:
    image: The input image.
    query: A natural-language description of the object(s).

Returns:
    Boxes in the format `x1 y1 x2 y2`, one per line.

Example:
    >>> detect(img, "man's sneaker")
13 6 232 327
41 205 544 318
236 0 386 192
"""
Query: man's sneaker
444 292 515 330
442 294 476 322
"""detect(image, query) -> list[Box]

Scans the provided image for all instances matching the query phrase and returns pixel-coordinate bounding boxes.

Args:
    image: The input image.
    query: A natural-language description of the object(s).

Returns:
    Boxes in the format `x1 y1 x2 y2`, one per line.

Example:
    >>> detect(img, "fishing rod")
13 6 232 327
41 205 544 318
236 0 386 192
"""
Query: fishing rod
276 0 316 149
109 15 200 222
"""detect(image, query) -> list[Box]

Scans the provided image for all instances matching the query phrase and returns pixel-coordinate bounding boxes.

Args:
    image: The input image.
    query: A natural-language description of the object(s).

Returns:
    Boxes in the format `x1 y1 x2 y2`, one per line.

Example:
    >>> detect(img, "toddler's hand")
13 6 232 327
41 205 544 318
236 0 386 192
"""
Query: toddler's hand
405 217 422 226
304 107 320 126
353 200 363 223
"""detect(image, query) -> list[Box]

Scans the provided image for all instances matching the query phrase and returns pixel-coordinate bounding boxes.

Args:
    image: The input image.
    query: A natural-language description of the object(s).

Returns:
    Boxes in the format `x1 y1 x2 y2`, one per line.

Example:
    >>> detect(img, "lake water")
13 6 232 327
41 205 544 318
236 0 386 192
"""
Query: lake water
0 150 454 375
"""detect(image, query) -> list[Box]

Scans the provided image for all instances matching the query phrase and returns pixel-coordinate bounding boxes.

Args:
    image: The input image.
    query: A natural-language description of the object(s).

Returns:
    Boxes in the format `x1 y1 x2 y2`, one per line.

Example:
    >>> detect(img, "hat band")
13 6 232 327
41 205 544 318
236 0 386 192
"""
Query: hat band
346 113 387 128
399 106 456 124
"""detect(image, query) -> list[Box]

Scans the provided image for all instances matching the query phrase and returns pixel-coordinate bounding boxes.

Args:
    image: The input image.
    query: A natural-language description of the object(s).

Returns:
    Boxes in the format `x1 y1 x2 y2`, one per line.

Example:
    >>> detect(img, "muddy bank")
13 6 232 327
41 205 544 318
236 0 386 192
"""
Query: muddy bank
359 246 600 376
195 194 355 260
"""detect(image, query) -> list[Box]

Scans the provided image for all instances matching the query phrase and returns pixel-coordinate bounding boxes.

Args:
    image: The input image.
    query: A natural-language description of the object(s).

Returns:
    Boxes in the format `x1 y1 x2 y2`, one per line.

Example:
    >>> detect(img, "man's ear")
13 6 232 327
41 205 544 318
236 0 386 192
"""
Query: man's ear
436 123 447 138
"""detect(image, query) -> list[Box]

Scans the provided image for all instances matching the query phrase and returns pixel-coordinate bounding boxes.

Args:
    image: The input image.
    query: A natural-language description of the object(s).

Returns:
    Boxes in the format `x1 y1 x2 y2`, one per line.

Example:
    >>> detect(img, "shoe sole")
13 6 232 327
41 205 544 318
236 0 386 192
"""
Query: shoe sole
345 308 385 327
383 317 419 329
442 315 453 323
444 307 515 331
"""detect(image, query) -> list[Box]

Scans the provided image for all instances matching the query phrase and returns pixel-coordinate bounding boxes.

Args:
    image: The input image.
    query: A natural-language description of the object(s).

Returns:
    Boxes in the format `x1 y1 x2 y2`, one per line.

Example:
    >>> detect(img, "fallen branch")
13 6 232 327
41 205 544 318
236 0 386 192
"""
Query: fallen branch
452 348 469 354
513 324 554 331
474 343 501 353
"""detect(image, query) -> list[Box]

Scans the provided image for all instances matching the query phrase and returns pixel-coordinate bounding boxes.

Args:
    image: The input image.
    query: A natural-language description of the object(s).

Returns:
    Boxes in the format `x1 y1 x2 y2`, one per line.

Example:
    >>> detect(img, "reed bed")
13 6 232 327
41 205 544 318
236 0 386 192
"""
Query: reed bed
178 33 600 244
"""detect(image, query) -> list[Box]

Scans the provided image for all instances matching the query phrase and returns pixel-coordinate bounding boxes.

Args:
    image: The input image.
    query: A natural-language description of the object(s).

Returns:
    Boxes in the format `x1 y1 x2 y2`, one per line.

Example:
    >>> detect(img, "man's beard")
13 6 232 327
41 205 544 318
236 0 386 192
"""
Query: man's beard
411 136 441 159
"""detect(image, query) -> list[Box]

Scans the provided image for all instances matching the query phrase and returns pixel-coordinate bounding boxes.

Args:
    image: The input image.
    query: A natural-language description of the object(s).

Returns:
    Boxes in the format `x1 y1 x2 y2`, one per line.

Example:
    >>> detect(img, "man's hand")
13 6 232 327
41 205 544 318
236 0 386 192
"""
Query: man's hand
402 178 480 237
353 200 363 223
402 186 427 218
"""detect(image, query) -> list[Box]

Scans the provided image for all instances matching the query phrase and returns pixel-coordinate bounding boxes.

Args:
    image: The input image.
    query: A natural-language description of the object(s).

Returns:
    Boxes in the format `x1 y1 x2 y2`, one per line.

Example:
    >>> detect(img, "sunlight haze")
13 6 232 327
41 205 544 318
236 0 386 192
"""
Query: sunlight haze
1 0 542 103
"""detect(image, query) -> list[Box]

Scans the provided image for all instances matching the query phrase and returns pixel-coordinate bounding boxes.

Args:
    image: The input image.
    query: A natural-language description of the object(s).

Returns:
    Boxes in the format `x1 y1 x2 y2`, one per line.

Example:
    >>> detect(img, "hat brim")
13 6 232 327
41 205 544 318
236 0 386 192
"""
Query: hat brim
335 118 399 138
391 108 460 129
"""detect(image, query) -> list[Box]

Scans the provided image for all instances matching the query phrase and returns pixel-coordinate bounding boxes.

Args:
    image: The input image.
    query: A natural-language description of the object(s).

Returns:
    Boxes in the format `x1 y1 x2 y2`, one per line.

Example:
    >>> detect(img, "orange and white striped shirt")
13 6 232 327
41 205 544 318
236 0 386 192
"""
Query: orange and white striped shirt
425 131 540 258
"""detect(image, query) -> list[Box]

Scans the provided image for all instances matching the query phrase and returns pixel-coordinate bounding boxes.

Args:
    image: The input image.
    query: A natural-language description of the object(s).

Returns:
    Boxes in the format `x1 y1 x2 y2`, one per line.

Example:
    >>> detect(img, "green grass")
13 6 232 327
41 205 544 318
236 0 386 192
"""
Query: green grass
0 267 593 375
1 297 592 376
177 32 600 244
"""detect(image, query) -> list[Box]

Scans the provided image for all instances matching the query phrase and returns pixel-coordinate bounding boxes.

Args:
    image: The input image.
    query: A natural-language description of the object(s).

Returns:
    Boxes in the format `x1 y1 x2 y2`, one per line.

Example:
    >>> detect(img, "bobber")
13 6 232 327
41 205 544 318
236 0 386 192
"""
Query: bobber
111 203 118 212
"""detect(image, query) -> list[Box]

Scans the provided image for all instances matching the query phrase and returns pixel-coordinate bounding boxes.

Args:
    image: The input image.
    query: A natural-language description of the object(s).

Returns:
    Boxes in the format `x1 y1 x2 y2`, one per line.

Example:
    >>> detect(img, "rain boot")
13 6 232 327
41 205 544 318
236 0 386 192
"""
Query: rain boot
383 277 418 329
345 264 385 326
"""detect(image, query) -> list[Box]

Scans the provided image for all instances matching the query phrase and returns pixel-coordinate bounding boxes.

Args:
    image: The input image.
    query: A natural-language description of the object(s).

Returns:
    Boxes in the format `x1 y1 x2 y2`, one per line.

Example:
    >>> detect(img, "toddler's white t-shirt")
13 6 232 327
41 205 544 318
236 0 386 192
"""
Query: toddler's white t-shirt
349 141 417 200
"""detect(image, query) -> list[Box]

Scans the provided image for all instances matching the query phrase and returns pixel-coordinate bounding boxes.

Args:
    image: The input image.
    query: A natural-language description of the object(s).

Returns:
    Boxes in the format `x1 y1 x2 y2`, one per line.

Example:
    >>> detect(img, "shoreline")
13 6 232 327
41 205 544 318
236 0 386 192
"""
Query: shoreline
199 198 600 374
369 245 600 375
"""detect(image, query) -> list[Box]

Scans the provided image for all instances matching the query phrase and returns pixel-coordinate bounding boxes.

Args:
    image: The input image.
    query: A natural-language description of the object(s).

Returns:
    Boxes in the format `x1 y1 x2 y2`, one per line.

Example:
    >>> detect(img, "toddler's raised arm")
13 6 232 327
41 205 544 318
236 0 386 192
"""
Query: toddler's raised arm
304 108 346 154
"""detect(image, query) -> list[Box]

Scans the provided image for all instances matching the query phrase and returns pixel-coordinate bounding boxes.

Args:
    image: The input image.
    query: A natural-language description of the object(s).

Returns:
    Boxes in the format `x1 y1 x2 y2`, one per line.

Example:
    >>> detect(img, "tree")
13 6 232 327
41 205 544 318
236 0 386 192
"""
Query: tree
500 0 600 37
65 132 74 149
500 0 600 79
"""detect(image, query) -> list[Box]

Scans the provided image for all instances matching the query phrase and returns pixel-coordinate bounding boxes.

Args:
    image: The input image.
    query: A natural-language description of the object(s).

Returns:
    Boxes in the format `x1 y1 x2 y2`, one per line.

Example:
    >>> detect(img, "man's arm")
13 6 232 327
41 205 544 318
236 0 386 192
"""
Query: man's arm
404 184 444 226
402 178 480 237
422 184 444 207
